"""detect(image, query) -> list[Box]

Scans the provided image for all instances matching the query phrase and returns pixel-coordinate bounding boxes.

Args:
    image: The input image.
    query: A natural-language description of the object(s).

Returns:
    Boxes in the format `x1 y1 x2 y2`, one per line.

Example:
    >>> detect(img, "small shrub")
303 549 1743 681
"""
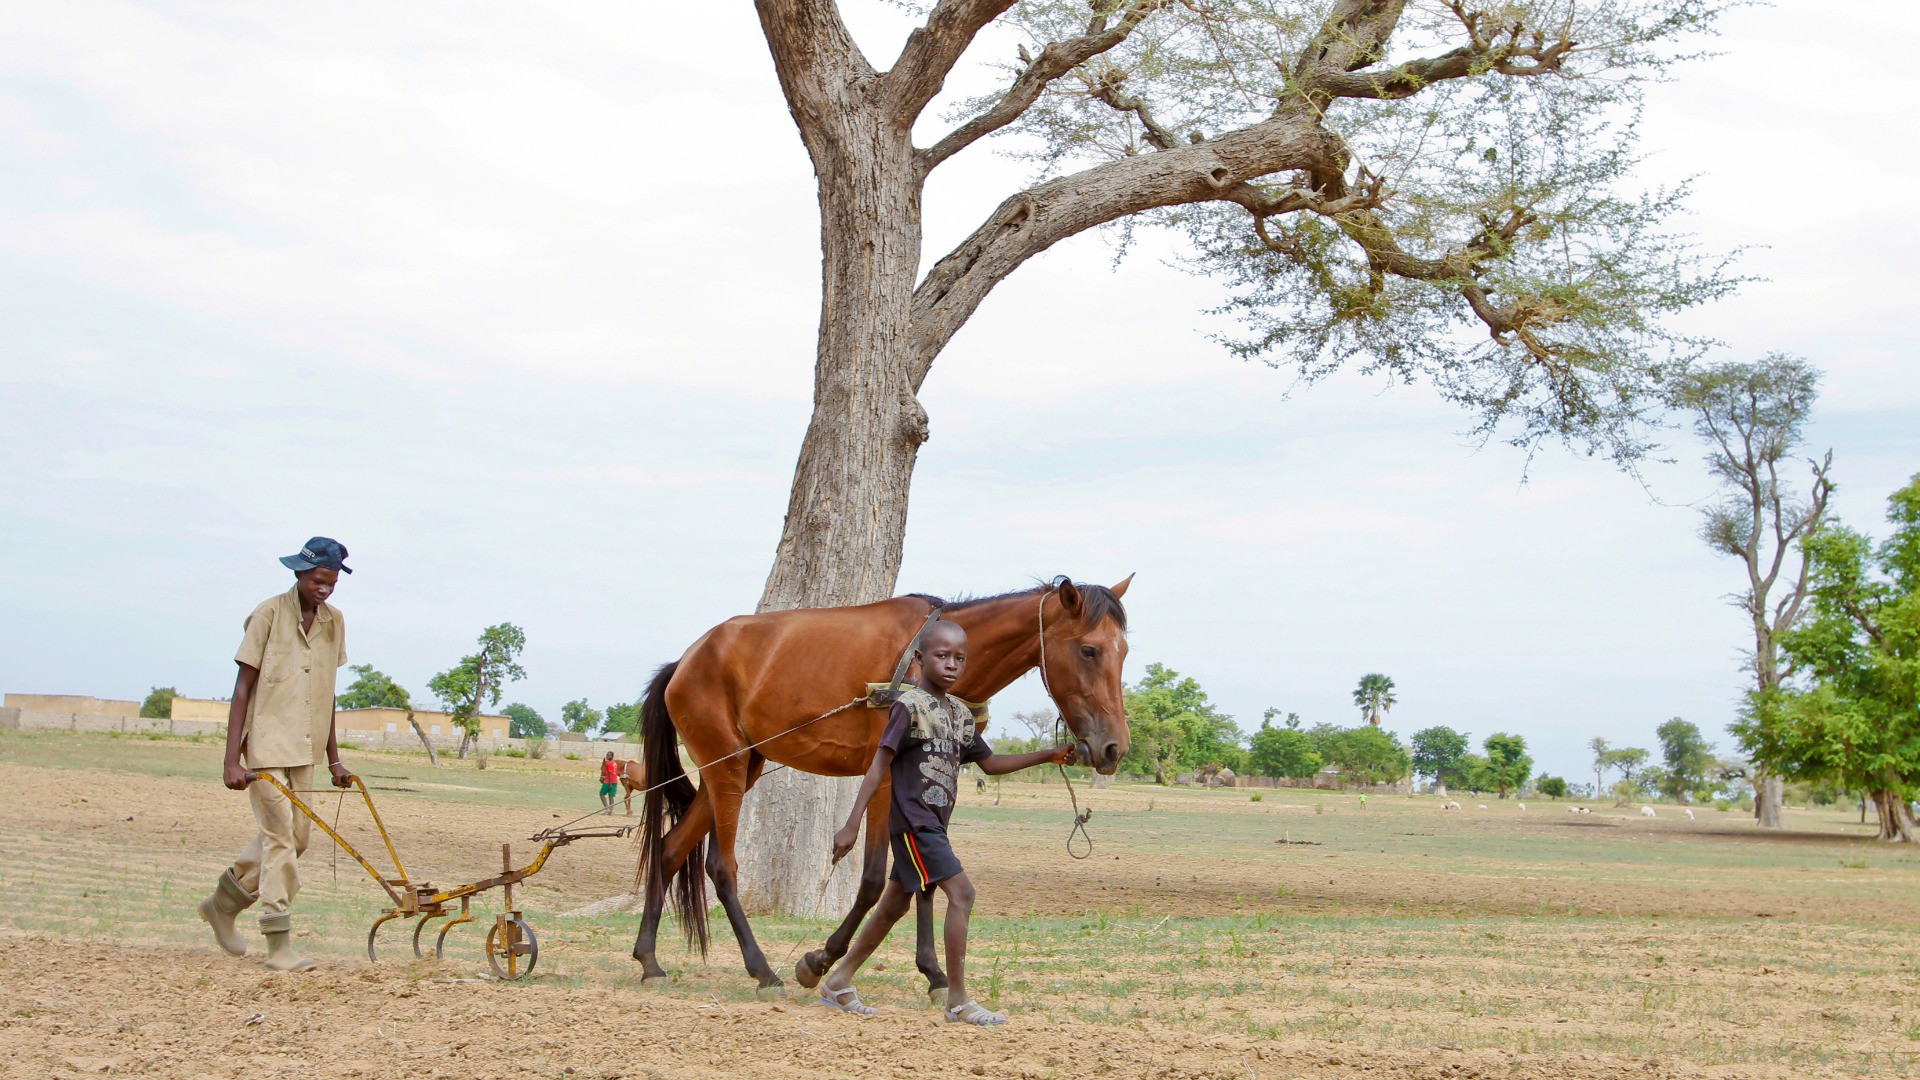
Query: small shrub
564 752 579 761
474 751 490 770
1314 802 1324 815
1713 798 1733 812
338 740 362 751
527 740 548 760
499 747 527 758
1249 793 1263 803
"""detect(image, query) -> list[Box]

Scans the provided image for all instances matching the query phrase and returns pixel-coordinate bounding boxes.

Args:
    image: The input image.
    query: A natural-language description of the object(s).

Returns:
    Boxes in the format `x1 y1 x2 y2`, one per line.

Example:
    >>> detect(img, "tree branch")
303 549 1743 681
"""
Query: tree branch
1301 1 1575 103
921 0 1170 173
885 0 1017 125
754 0 876 153
910 109 1328 382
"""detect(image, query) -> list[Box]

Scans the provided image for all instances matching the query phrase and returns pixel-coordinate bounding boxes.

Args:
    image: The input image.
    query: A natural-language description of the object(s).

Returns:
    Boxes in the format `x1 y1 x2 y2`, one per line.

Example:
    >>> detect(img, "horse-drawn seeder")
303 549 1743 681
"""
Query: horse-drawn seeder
249 772 632 980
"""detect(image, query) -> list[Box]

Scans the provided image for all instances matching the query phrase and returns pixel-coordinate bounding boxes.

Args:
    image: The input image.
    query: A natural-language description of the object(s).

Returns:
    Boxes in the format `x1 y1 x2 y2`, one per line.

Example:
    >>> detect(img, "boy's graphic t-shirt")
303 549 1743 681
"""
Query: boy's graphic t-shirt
880 686 992 835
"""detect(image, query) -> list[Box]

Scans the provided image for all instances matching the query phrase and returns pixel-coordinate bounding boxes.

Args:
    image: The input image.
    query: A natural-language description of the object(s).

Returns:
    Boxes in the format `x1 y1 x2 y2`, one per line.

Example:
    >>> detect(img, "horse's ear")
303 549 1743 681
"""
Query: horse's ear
1110 573 1135 599
1055 577 1083 616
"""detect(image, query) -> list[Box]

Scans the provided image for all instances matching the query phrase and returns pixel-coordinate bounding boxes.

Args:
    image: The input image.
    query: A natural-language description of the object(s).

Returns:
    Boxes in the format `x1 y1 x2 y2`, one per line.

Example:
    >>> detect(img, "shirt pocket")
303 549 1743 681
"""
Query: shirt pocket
261 645 293 684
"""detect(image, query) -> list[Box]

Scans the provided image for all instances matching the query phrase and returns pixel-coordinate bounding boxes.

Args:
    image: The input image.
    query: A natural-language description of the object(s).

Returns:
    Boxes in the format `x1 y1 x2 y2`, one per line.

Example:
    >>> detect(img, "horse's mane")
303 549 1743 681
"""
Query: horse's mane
904 576 1128 630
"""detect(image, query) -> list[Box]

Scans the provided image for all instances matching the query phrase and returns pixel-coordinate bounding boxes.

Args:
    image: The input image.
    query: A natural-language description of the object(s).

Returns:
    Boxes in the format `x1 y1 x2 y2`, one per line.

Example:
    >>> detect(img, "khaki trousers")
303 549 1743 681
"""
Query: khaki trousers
226 764 313 933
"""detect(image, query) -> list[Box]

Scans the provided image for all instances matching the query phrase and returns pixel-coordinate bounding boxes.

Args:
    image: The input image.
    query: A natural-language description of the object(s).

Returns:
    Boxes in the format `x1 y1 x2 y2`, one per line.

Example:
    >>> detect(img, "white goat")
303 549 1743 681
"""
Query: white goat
1684 807 1695 821
1516 802 1526 811
1640 805 1657 818
1443 800 1461 810
1477 804 1488 810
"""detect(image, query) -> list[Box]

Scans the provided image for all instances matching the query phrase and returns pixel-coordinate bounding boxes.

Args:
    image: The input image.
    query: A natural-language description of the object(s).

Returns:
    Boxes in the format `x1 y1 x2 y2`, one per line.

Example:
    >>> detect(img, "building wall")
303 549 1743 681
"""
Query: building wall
2 694 141 718
167 699 509 742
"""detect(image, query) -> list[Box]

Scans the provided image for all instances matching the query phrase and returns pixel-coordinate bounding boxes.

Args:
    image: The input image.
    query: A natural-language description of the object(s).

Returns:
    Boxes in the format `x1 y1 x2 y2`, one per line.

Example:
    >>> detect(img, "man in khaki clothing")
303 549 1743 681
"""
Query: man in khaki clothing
197 537 357 971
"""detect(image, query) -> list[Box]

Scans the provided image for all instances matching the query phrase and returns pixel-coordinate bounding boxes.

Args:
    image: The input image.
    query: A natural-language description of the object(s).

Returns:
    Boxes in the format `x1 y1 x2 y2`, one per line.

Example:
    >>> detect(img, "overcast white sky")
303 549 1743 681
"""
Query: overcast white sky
2 2 1914 786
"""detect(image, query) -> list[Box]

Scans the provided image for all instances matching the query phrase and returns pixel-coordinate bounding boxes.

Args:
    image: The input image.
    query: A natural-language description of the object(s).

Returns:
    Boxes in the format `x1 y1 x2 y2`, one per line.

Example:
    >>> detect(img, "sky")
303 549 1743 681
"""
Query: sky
1 2 1914 787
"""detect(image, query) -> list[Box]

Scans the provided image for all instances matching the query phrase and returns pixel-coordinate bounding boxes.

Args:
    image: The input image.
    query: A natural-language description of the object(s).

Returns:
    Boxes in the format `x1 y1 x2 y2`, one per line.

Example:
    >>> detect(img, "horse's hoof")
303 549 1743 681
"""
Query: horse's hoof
927 987 948 1006
794 950 828 989
755 981 786 1000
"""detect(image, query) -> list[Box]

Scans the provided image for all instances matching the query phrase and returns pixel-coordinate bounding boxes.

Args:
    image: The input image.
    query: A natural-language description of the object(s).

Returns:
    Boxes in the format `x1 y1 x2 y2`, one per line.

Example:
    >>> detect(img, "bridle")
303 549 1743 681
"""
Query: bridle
1037 588 1095 859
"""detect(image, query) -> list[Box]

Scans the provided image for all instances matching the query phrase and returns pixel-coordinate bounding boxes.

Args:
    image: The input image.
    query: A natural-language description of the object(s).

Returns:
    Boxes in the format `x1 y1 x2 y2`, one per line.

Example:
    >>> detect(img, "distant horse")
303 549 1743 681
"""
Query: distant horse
633 576 1132 992
616 759 646 815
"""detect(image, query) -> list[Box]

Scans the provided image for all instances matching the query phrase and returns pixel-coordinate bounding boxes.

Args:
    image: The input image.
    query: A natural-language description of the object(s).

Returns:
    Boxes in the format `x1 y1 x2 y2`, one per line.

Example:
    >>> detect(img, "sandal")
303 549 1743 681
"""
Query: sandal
818 986 877 1017
944 1000 1007 1026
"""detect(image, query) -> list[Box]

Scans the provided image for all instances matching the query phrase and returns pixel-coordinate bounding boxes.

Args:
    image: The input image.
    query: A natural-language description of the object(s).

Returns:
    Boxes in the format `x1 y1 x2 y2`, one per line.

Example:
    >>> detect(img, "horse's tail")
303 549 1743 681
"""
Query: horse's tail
640 660 709 955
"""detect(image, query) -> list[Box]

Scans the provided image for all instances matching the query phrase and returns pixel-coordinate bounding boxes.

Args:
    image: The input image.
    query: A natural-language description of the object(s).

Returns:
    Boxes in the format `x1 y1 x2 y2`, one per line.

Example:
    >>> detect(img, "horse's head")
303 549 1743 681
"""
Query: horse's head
1038 574 1133 775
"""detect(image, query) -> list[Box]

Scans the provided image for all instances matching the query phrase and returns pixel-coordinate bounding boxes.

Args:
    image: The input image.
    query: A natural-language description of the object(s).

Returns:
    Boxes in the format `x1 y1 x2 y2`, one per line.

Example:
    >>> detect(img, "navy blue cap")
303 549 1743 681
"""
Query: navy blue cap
280 536 352 574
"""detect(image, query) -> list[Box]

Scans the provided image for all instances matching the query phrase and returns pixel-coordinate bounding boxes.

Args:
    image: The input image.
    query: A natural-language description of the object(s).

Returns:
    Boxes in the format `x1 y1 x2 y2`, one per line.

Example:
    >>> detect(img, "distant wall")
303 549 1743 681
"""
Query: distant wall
0 706 221 737
172 699 508 742
3 694 141 718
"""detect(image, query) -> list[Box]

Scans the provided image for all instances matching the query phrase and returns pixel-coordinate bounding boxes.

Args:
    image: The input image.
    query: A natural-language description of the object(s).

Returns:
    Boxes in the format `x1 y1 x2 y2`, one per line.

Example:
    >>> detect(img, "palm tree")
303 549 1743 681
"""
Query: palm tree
1352 674 1397 727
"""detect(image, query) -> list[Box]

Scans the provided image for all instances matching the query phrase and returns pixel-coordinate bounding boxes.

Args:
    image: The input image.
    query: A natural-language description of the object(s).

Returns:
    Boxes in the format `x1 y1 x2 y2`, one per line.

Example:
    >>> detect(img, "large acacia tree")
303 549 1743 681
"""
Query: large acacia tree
734 0 1732 913
1671 356 1832 827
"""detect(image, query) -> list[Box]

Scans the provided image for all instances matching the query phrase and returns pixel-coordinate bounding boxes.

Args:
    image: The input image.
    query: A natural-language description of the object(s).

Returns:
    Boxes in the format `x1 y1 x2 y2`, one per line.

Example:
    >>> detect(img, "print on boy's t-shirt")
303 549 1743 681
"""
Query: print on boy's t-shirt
879 686 992 834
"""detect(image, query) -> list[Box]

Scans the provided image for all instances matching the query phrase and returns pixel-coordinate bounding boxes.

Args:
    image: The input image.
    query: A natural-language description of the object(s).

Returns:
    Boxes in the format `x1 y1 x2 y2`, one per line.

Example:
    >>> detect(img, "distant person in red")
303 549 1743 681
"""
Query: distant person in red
600 751 620 815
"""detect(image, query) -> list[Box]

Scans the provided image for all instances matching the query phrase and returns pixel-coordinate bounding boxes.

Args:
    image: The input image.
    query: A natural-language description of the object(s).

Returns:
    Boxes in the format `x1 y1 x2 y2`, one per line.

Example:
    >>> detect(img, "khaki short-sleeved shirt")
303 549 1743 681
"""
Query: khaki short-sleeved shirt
234 586 347 769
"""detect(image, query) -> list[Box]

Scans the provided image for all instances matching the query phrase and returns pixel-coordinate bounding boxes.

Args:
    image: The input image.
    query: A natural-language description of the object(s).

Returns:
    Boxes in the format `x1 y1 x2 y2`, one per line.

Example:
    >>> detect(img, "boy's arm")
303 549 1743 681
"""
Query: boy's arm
324 706 353 788
830 746 894 863
979 745 1076 777
223 663 260 790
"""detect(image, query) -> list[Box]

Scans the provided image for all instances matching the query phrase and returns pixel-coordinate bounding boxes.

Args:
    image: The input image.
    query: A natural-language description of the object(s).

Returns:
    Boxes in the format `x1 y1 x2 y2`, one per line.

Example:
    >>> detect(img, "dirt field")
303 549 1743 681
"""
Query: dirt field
3 730 1918 1078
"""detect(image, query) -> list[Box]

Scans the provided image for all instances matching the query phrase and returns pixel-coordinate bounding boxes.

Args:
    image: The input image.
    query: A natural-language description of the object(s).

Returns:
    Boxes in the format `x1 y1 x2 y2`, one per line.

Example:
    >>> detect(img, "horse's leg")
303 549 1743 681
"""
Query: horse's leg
914 886 948 1001
795 778 892 988
701 754 782 990
631 785 715 981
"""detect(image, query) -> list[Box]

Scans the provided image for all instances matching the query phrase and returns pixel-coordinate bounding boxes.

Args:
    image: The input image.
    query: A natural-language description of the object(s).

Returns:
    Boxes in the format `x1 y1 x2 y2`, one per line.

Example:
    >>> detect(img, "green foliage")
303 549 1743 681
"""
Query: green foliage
1443 752 1492 793
1351 673 1397 726
502 702 547 740
336 664 411 711
1655 717 1715 802
139 686 177 720
1482 733 1533 798
1736 474 1920 832
603 700 641 736
1409 725 1469 782
1596 744 1651 793
560 698 603 735
1537 776 1569 799
1307 723 1410 787
1247 709 1321 780
1121 663 1245 782
426 623 527 740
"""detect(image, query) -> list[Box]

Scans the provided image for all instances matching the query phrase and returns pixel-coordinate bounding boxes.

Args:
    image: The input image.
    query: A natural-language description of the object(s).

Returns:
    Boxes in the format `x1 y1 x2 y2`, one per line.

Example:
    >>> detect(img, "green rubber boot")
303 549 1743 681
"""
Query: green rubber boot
263 930 317 972
197 870 252 957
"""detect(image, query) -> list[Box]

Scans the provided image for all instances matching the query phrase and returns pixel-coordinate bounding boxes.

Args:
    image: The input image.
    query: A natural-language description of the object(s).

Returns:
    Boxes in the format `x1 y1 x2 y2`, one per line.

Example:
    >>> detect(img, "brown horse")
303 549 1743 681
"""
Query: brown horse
633 576 1132 990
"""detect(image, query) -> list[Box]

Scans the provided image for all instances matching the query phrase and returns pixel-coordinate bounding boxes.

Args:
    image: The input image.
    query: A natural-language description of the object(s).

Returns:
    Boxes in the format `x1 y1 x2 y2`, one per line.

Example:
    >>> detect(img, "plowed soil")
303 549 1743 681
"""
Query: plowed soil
2 731 1916 1079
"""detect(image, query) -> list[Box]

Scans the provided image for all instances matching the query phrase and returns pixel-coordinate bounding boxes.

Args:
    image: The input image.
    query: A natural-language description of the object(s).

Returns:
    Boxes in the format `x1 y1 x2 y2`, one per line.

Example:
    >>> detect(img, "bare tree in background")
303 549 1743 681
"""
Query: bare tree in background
1671 355 1832 828
734 0 1737 913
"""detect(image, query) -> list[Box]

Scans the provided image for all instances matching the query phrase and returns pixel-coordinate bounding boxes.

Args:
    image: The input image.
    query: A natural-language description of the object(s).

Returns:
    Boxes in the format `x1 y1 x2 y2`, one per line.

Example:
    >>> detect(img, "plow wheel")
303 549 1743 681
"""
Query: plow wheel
484 912 538 980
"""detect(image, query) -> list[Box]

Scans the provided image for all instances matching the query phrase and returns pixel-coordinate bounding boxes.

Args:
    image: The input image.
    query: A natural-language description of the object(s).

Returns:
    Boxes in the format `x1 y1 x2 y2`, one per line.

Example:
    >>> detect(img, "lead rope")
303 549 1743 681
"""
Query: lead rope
1037 591 1094 860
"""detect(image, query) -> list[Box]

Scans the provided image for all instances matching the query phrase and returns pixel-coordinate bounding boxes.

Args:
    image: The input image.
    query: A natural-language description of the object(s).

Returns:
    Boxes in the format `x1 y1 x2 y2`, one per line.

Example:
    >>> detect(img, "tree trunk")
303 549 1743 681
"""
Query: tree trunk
1754 771 1784 828
732 103 929 917
1870 789 1917 843
407 709 438 767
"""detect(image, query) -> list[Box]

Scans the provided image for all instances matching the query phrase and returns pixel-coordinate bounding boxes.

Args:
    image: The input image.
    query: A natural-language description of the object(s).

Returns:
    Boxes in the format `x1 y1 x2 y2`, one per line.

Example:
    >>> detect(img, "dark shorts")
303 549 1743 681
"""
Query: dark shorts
890 828 963 893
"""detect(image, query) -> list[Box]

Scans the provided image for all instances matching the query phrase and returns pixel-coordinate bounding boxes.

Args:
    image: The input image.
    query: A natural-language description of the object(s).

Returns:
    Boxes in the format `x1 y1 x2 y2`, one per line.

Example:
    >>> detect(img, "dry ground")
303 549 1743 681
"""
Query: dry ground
2 730 1918 1079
